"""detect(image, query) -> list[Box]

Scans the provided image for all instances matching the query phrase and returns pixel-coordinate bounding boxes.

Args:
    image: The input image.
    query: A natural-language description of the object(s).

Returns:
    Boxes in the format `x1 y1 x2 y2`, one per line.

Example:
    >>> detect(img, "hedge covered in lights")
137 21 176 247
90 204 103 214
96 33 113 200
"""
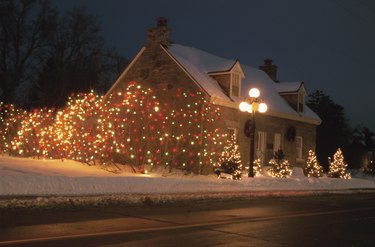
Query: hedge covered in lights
0 82 224 174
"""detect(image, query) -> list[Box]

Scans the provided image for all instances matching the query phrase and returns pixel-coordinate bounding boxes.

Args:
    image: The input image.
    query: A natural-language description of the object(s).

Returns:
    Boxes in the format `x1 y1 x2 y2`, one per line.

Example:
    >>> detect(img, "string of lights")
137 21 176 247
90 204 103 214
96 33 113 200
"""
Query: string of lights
0 82 225 173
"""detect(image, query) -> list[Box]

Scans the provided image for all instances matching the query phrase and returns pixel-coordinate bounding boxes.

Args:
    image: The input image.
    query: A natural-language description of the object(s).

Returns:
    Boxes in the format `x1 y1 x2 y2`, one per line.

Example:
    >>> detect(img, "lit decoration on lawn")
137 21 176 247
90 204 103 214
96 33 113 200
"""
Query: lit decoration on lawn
0 82 224 174
253 158 262 177
304 150 324 177
0 102 27 154
215 137 243 180
268 149 292 178
328 148 351 179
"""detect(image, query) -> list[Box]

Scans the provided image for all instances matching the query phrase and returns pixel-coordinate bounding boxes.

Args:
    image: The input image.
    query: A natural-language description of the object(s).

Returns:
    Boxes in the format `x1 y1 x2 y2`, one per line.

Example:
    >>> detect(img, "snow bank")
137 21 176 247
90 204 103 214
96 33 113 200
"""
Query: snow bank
1 156 375 198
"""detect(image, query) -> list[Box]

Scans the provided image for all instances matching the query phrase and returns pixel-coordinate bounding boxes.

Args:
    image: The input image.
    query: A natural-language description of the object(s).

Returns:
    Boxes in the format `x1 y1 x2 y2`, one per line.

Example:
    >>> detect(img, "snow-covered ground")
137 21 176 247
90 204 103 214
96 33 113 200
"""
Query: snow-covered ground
1 156 375 208
2 155 375 196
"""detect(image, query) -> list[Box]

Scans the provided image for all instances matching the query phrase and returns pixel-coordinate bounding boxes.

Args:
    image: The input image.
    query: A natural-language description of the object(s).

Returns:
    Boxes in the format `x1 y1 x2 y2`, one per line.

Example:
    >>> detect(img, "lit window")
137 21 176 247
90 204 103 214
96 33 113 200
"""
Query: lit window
296 136 303 159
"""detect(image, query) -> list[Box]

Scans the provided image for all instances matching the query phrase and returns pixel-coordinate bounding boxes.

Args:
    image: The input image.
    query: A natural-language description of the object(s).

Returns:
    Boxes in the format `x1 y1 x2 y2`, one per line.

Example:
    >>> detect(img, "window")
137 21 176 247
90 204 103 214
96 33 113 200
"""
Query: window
298 91 304 112
256 131 266 164
274 133 281 153
230 73 240 97
227 128 237 141
296 136 303 159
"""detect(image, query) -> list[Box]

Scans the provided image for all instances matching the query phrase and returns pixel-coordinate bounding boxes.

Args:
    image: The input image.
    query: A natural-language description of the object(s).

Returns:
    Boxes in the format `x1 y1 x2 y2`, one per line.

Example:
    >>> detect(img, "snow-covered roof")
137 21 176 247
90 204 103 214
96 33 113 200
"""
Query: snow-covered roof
166 44 321 124
166 44 234 101
274 82 304 93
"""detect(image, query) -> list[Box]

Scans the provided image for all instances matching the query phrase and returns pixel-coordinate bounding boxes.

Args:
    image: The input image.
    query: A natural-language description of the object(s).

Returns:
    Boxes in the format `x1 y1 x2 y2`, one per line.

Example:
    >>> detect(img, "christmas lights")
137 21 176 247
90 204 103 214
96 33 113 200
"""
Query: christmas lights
304 150 324 177
328 148 351 179
215 137 243 180
0 82 224 174
268 150 292 178
253 158 262 177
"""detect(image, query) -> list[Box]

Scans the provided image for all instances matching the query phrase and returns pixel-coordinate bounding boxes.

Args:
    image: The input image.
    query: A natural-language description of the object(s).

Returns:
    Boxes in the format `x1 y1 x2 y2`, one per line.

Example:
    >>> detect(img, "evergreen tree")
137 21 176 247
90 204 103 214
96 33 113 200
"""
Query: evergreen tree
216 137 243 179
253 158 262 177
268 150 292 178
328 148 351 179
307 90 351 169
304 150 324 177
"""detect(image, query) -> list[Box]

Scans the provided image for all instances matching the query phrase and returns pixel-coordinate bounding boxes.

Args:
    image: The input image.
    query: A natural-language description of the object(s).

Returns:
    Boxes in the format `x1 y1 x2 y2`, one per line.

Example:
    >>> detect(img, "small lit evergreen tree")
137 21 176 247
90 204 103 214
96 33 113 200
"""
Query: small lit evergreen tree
328 148 351 179
268 149 292 178
304 150 324 177
216 137 243 179
253 158 262 177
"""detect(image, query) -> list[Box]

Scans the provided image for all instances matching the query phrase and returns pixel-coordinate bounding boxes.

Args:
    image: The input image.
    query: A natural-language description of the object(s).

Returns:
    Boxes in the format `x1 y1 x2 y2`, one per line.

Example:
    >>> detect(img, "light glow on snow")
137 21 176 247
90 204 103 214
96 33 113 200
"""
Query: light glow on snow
1 156 375 197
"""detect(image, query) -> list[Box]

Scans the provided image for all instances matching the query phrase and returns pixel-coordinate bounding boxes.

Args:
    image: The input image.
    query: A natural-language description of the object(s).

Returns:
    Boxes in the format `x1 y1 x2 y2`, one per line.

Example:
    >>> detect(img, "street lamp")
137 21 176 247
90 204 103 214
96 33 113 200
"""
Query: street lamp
239 88 267 177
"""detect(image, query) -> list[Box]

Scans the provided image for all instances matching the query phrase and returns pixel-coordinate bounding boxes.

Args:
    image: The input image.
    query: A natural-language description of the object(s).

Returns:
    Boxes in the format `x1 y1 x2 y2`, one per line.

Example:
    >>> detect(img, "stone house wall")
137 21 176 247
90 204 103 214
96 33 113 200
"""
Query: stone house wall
218 105 316 167
109 45 202 101
108 44 317 170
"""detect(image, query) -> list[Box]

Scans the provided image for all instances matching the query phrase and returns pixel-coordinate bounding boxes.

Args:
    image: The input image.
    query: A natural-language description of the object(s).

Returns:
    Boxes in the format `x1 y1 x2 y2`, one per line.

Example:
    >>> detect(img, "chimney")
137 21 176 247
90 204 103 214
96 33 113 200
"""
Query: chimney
259 58 278 82
147 17 171 47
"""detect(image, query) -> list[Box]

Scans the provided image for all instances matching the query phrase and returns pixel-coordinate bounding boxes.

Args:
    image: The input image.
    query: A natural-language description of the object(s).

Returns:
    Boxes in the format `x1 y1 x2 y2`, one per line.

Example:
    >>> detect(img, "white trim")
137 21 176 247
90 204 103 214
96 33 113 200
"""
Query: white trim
231 61 245 78
298 90 305 113
210 96 321 125
256 131 267 165
273 133 282 153
105 47 146 99
227 127 238 140
230 73 241 98
207 60 245 78
296 136 303 160
207 71 231 76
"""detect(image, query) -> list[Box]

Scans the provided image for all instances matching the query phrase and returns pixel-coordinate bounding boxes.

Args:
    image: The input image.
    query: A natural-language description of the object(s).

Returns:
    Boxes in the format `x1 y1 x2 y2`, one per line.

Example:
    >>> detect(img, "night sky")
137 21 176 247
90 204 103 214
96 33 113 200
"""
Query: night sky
53 0 375 130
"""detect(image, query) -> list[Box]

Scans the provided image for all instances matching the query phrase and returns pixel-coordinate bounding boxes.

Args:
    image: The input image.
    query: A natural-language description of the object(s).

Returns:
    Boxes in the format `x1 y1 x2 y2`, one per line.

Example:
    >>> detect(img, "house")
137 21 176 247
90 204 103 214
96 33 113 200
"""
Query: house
106 17 321 169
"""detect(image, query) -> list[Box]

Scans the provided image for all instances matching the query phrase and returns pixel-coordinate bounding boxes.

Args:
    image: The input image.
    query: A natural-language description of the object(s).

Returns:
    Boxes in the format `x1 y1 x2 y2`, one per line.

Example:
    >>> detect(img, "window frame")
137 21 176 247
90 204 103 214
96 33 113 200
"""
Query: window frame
298 91 304 113
227 127 238 141
273 133 282 153
256 131 267 164
296 136 303 160
230 72 241 98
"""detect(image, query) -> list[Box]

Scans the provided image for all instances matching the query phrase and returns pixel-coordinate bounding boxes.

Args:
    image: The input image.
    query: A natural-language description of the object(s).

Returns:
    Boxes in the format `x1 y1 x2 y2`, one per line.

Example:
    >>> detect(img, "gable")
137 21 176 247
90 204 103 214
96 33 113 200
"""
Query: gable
276 82 307 113
105 45 205 99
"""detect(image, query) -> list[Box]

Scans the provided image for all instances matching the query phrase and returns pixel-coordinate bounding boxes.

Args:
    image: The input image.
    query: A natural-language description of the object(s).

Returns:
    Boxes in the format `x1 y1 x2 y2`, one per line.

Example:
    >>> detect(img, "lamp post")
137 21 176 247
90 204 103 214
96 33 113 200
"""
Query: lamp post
239 88 268 177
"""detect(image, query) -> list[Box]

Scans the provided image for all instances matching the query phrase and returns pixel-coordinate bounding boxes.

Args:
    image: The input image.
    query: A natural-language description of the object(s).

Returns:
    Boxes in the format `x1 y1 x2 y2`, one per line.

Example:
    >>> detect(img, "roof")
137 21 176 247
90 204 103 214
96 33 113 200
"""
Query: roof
166 44 321 124
274 82 305 93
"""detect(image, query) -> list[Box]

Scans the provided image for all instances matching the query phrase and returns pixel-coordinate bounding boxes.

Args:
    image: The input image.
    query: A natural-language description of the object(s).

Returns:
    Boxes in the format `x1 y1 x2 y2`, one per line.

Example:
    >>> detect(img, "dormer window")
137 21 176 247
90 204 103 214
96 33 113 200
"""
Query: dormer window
208 60 244 99
230 73 240 97
275 82 307 114
298 91 304 113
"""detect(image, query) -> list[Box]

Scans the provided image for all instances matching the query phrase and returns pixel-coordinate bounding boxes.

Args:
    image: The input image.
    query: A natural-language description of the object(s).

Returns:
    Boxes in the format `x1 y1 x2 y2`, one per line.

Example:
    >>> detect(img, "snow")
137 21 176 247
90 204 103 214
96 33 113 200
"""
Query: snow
1 156 375 208
1 156 375 197
274 82 303 93
166 44 321 123
166 44 232 101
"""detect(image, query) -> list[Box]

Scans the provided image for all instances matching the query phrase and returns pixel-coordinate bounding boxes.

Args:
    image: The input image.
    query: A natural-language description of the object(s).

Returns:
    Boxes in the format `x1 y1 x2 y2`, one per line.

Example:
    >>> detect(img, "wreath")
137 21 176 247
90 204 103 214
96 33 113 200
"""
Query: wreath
244 119 253 138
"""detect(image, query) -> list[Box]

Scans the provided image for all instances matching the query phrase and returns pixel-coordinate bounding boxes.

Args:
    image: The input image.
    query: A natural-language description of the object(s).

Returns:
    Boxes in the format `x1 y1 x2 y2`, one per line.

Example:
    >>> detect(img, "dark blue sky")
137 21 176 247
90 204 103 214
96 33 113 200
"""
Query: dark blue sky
53 0 375 130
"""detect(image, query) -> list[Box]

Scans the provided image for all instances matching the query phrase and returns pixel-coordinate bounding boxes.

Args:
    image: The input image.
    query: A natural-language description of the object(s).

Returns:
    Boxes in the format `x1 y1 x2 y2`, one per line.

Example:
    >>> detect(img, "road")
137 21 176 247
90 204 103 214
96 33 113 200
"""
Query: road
1 193 375 246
